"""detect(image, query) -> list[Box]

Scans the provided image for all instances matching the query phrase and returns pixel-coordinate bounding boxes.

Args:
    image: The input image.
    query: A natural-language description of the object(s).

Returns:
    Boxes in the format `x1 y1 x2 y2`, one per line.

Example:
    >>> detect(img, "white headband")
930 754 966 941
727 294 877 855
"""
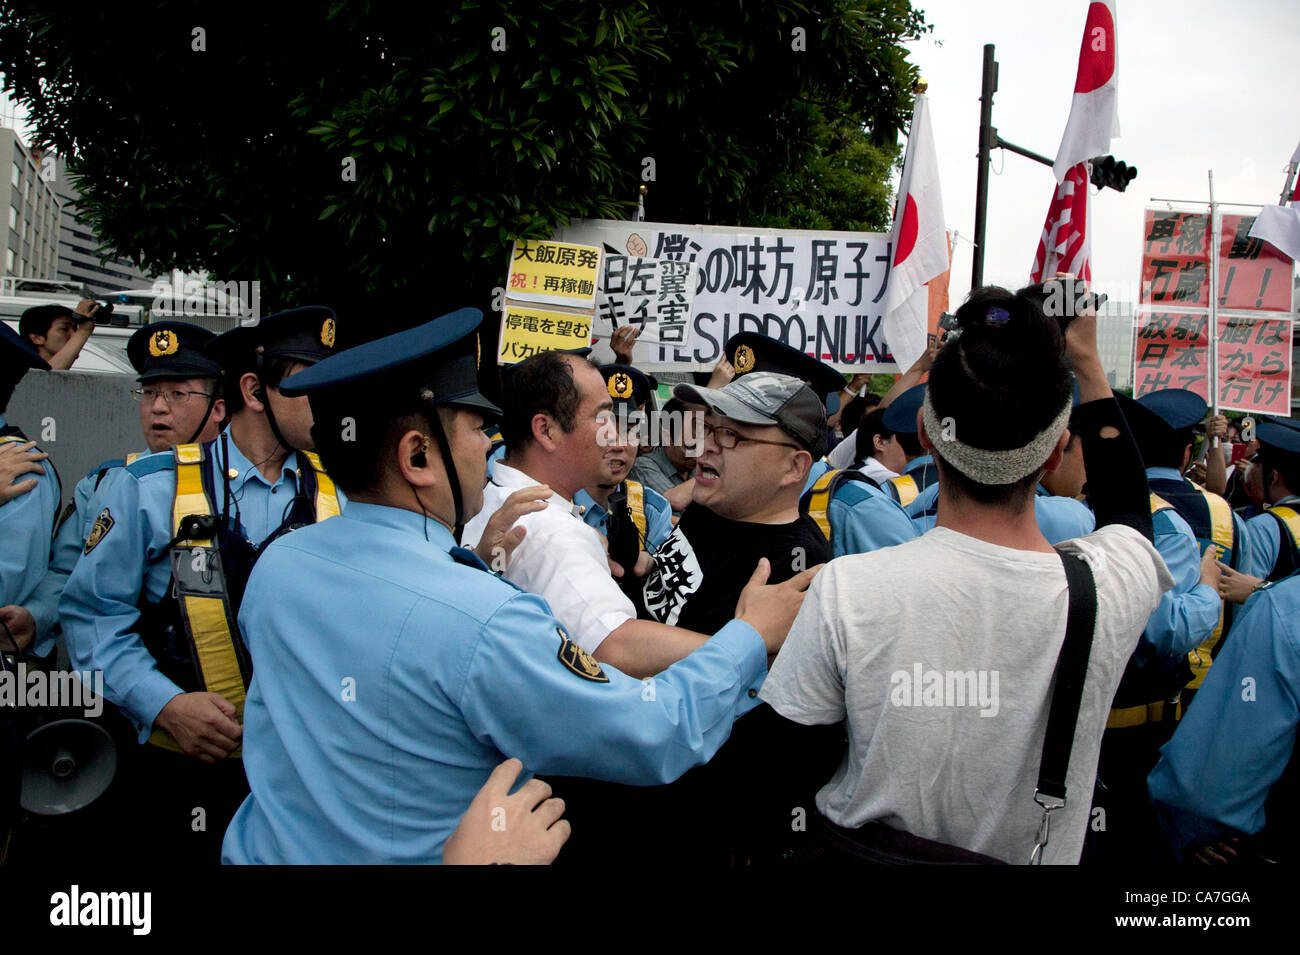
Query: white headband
921 392 1071 486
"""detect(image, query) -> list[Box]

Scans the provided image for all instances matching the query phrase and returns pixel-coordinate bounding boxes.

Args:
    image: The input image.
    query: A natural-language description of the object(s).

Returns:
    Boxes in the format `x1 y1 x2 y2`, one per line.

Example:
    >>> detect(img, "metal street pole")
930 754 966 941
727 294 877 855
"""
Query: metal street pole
972 44 998 289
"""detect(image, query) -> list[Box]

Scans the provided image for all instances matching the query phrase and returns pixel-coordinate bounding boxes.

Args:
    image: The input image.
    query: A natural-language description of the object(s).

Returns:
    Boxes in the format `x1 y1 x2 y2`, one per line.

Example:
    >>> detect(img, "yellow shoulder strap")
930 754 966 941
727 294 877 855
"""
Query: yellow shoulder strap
1185 489 1235 691
1271 506 1300 550
1149 492 1176 516
625 480 648 547
888 474 919 507
125 451 142 465
805 469 838 541
150 442 247 757
302 450 340 522
0 435 25 446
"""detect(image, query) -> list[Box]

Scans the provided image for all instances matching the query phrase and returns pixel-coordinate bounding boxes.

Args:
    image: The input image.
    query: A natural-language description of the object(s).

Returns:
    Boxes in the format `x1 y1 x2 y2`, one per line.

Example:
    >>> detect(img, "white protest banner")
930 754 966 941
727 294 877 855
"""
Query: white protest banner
595 255 696 347
553 219 897 372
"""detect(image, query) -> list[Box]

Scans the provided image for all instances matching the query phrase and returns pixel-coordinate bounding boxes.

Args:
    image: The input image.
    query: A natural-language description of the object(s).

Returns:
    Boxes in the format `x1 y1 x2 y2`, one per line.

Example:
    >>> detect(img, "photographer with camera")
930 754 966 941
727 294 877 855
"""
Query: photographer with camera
761 284 1174 864
18 299 102 371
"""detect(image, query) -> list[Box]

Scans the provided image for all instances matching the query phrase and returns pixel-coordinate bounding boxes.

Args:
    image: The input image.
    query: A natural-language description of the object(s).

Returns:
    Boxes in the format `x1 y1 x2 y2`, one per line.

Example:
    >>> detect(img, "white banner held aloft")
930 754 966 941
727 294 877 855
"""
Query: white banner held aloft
595 256 697 347
554 219 897 372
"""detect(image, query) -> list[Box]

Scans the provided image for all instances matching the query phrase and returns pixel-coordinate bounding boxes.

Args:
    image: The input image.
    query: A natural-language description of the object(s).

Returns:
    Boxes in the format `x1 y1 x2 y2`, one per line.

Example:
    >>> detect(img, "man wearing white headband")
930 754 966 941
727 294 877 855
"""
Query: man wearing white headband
762 285 1175 865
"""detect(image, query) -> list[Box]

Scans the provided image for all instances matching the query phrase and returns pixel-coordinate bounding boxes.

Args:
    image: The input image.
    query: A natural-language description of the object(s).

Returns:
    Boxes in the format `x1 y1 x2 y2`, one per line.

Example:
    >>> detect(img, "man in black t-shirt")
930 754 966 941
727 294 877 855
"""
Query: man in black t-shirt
555 373 836 866
637 372 833 630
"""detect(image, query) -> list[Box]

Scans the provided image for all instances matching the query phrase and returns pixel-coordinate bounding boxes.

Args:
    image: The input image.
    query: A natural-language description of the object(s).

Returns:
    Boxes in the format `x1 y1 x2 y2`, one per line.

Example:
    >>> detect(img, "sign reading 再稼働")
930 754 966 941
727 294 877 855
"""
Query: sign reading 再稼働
498 239 602 365
554 219 897 372
1133 208 1294 416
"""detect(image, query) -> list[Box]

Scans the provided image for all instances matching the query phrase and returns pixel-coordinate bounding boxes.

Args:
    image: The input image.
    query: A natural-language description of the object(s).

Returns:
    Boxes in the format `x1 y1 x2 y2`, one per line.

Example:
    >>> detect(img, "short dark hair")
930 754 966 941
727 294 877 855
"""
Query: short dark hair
221 356 301 416
855 407 894 465
839 395 871 438
897 431 924 457
19 304 75 342
499 351 584 452
926 284 1073 508
1259 446 1300 498
1137 427 1194 471
312 397 432 495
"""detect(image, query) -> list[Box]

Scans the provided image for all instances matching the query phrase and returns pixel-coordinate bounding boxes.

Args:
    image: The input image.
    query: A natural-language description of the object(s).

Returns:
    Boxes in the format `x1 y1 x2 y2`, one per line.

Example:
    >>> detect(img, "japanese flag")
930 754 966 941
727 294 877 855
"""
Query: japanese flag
1248 139 1300 261
882 93 949 370
1052 1 1120 182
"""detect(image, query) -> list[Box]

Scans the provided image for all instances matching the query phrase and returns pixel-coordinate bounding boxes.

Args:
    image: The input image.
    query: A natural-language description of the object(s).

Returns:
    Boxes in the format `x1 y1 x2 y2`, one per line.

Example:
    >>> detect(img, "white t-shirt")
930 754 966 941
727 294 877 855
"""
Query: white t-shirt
761 524 1174 864
461 462 636 653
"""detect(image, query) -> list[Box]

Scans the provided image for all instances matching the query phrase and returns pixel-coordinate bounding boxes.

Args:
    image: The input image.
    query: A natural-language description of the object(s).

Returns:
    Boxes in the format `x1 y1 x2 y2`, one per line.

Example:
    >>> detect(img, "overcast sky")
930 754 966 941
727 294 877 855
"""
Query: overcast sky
905 0 1300 305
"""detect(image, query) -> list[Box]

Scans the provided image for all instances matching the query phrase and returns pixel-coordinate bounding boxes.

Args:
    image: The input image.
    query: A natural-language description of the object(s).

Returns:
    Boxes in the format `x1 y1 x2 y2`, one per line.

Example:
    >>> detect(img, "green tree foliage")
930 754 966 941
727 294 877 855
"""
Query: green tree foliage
0 0 928 341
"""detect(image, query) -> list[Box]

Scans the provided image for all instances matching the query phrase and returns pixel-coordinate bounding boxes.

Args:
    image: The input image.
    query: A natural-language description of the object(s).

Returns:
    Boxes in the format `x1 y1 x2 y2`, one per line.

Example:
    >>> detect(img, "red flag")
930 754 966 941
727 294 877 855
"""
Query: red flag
1031 162 1092 283
1053 1 1119 181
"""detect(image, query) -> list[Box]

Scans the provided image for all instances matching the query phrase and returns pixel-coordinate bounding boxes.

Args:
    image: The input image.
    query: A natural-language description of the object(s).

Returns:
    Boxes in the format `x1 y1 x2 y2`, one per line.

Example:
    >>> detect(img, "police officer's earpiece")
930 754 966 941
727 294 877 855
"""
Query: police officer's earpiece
252 386 266 403
411 440 430 469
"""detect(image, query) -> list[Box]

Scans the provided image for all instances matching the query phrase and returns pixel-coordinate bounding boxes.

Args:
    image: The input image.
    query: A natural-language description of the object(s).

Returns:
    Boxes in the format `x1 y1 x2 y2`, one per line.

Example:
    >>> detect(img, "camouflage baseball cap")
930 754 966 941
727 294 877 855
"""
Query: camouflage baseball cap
674 371 828 457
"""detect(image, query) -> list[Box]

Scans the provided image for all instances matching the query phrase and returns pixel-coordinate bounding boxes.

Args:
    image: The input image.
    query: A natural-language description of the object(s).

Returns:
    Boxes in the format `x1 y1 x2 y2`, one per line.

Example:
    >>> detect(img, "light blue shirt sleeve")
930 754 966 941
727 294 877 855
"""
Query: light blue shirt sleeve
828 479 917 556
643 485 673 551
1149 576 1300 856
457 591 768 784
0 448 59 620
1035 495 1097 545
1138 509 1221 664
59 465 184 742
909 482 940 534
26 470 115 657
1240 512 1282 579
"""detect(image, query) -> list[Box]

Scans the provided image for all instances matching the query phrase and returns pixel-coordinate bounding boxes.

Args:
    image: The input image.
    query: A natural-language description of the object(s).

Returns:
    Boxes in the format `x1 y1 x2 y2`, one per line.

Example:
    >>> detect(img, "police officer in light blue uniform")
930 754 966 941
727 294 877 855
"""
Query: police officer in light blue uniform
576 364 673 555
59 307 340 864
724 332 915 557
25 322 226 656
879 383 941 523
1236 417 1300 581
1148 570 1300 861
223 309 795 864
1089 389 1223 864
0 323 59 658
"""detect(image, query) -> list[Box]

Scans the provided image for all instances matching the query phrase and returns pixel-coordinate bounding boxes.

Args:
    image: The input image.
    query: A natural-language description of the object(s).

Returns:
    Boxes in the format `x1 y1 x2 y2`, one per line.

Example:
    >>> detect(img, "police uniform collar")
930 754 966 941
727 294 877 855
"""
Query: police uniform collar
1144 466 1186 483
219 426 301 493
904 454 934 475
340 500 458 553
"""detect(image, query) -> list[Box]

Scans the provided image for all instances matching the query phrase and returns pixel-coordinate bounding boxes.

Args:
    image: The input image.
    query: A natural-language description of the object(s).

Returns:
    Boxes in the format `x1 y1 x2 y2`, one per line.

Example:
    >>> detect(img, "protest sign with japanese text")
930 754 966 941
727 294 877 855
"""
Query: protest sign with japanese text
1134 208 1293 415
507 239 602 309
497 304 592 365
594 255 696 347
554 219 896 372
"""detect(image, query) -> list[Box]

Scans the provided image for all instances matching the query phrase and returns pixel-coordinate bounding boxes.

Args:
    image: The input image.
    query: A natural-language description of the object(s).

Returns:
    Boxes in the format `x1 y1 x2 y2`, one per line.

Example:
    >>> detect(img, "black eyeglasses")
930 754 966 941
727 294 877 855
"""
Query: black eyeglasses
701 421 800 451
131 388 214 406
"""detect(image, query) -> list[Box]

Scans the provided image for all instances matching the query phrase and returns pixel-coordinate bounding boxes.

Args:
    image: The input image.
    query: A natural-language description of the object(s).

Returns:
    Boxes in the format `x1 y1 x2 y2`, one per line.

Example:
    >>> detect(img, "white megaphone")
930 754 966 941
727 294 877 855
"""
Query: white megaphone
20 719 117 815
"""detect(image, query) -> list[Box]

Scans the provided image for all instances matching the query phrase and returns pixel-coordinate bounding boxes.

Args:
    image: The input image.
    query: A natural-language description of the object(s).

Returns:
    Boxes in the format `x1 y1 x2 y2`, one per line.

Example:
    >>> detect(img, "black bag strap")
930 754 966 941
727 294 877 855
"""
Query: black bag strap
1030 547 1098 863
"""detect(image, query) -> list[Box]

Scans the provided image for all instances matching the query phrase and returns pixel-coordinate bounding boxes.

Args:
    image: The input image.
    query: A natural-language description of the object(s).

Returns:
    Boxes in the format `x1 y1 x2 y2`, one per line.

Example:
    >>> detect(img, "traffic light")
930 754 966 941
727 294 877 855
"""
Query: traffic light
1090 155 1137 192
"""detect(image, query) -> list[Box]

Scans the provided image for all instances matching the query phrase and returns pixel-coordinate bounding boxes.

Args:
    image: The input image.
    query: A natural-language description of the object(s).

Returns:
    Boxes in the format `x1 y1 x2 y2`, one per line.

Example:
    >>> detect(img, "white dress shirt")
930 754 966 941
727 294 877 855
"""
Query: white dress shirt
461 462 636 653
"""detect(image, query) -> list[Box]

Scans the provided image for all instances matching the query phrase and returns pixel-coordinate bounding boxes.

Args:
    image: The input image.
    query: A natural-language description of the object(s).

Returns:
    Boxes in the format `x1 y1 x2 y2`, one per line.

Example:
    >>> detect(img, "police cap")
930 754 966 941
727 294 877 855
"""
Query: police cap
1256 416 1300 457
726 331 846 413
1 321 51 386
882 383 926 436
279 307 500 419
127 322 222 382
209 306 339 375
600 364 651 409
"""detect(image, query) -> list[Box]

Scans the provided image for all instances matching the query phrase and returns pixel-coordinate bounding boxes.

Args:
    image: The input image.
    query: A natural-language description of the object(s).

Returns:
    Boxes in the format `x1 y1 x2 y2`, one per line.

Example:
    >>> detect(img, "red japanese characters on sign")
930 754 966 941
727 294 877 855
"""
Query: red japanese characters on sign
1134 208 1293 415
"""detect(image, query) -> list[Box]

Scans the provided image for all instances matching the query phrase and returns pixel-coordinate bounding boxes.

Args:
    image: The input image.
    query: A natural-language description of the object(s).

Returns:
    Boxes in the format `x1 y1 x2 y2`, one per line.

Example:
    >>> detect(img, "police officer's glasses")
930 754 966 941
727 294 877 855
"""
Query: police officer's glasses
131 388 214 406
702 421 799 451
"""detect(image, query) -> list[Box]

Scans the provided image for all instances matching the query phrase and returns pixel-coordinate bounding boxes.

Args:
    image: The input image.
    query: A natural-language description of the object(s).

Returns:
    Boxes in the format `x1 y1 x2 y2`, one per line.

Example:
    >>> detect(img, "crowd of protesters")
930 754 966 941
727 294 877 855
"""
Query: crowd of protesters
1 278 1297 866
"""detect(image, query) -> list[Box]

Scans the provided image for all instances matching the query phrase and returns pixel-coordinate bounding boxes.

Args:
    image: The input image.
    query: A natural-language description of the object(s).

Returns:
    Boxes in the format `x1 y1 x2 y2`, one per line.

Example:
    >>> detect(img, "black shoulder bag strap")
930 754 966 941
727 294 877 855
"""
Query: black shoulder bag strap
1030 548 1099 864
